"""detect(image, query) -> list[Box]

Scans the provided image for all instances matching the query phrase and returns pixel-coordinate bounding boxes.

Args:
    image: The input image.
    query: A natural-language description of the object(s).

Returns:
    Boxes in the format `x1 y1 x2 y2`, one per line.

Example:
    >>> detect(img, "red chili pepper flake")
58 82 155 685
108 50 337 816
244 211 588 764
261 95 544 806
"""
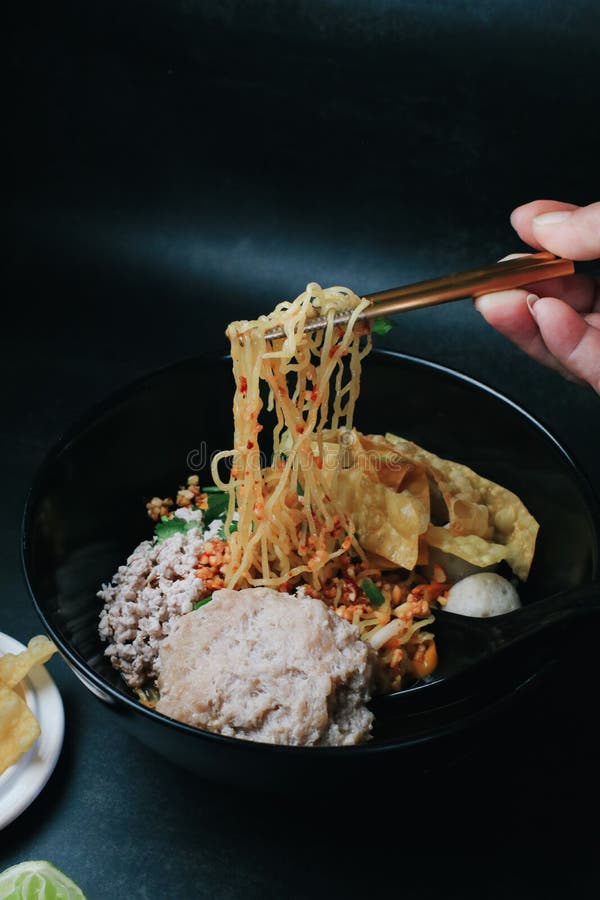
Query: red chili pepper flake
310 388 319 401
296 424 305 434
247 440 254 449
239 376 248 396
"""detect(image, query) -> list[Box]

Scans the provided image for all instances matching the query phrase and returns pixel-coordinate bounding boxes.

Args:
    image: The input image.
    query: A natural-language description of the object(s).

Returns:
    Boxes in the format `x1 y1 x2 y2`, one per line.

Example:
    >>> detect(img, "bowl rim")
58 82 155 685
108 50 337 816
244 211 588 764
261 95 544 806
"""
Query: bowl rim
21 350 600 757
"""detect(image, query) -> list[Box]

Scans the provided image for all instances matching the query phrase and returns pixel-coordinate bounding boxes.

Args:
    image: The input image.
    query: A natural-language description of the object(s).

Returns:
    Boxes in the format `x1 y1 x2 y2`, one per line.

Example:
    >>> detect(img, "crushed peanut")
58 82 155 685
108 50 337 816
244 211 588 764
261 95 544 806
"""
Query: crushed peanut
146 496 174 521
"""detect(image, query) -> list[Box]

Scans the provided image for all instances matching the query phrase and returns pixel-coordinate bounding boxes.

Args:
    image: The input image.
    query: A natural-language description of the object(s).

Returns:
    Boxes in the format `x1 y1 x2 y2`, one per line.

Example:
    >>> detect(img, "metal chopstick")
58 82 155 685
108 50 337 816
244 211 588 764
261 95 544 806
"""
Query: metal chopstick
263 252 574 341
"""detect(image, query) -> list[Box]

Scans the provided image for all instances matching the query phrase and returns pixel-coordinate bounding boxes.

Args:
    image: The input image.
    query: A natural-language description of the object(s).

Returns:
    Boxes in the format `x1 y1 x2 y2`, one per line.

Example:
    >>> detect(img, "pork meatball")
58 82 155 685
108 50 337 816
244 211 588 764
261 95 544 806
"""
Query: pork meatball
445 572 521 617
156 587 375 746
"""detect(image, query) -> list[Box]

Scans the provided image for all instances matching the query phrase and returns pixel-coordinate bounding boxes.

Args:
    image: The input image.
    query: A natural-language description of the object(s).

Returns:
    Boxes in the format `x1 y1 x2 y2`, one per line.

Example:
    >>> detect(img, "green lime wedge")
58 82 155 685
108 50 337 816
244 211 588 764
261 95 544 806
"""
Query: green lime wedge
0 861 87 900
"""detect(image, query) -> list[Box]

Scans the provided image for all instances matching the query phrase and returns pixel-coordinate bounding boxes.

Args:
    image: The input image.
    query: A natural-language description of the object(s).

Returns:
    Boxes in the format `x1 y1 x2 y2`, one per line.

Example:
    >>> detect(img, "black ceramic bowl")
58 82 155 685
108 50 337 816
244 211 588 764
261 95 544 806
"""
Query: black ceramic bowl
22 352 599 789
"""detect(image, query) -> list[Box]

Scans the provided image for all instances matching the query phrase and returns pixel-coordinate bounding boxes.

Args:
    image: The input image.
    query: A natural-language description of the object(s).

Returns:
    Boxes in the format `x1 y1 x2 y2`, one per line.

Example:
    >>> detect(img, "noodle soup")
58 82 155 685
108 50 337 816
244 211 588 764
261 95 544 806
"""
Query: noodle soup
98 284 539 745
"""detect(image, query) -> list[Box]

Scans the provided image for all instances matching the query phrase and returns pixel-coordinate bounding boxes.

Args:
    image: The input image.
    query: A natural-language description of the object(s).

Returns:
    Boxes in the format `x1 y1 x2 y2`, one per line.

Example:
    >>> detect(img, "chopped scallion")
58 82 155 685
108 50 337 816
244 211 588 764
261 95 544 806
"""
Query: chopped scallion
361 577 385 606
371 317 394 336
193 595 213 610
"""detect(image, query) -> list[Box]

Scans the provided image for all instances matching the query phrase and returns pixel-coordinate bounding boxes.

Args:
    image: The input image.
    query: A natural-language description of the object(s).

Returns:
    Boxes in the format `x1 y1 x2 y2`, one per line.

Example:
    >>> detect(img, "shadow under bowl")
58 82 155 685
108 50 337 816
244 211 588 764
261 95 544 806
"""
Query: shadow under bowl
22 352 600 790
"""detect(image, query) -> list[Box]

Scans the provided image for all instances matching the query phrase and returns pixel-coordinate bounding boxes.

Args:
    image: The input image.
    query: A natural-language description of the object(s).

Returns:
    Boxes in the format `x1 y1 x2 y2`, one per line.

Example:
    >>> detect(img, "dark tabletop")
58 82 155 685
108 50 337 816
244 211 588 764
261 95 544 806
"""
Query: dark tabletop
4 1 600 897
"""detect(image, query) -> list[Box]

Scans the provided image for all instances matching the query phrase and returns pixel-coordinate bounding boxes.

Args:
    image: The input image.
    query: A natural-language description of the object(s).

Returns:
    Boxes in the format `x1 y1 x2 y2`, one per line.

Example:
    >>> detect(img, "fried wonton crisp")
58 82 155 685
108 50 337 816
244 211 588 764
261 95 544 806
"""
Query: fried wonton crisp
0 634 58 775
0 683 41 773
0 635 57 689
334 468 429 570
384 433 539 580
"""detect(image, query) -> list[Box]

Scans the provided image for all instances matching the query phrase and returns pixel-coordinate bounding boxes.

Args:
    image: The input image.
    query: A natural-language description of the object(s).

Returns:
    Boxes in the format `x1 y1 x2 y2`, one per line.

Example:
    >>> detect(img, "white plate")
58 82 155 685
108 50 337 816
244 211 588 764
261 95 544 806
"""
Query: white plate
0 632 65 830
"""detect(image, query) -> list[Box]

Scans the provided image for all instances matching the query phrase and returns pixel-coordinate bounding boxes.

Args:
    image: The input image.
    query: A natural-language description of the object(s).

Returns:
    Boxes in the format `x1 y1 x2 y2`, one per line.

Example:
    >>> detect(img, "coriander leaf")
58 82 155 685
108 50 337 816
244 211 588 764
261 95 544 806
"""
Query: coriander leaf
193 595 213 610
229 520 238 534
155 516 199 543
372 317 394 336
361 577 385 606
203 486 229 521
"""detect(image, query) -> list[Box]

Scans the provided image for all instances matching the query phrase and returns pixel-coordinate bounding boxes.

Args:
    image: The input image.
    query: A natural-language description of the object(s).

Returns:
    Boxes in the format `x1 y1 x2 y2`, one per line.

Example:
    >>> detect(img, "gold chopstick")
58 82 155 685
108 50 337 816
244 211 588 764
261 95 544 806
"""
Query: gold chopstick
263 252 574 341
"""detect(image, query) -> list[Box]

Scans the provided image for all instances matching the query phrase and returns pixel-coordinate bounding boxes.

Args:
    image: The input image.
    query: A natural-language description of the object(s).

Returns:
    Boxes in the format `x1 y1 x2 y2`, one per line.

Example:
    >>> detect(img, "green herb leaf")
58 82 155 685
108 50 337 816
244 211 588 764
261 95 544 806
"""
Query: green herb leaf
371 317 394 336
154 484 232 542
155 515 199 543
361 577 385 606
229 520 238 534
203 486 229 521
193 595 213 610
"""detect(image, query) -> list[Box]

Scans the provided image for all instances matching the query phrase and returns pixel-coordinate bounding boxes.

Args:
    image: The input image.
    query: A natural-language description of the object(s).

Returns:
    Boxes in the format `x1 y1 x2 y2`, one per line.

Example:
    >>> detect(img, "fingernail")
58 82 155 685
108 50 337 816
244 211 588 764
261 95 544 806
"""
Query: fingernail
497 253 529 262
526 294 540 317
533 211 571 226
474 295 502 314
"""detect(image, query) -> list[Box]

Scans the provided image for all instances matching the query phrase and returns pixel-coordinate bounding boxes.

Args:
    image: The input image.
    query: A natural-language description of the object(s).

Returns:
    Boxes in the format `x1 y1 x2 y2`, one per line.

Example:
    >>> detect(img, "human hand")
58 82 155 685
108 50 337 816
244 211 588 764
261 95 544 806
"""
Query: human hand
475 200 600 394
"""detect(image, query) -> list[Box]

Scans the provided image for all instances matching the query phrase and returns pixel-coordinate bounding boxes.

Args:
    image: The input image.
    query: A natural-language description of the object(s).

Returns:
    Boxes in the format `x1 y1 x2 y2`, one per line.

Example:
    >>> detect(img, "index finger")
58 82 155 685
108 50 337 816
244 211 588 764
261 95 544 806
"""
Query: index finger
510 200 578 249
511 200 600 260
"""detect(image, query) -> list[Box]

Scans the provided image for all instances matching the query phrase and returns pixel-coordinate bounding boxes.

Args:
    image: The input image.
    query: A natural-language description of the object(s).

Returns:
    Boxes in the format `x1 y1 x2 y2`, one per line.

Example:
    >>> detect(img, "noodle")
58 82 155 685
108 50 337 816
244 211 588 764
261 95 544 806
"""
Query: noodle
211 283 371 590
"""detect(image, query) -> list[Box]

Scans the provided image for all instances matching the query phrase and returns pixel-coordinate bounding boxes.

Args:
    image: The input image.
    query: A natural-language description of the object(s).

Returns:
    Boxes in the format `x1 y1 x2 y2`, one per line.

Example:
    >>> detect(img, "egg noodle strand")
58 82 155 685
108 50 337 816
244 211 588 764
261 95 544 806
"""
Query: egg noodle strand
211 284 371 590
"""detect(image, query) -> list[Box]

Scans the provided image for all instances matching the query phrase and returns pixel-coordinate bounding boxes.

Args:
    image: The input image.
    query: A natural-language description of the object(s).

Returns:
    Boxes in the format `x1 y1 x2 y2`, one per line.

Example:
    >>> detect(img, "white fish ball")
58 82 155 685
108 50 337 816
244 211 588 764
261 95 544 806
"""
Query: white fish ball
445 573 521 618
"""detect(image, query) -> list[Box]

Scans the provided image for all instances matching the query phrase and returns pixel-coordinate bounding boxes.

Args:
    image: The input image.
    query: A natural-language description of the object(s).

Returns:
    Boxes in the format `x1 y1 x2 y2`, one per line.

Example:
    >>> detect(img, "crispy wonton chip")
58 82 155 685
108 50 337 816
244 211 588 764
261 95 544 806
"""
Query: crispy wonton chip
425 526 510 569
385 433 539 580
334 468 429 570
0 635 57 689
0 635 57 776
352 433 431 516
0 682 41 774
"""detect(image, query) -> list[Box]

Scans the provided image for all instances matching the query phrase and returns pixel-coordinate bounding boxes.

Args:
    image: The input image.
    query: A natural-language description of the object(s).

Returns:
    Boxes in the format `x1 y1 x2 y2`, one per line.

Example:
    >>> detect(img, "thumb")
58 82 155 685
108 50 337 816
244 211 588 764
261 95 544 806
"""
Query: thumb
528 294 600 393
531 201 600 260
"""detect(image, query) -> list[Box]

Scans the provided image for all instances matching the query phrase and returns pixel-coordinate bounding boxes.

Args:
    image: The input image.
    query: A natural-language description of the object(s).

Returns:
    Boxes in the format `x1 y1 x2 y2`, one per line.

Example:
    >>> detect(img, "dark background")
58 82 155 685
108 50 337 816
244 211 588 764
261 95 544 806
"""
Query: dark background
3 1 600 896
